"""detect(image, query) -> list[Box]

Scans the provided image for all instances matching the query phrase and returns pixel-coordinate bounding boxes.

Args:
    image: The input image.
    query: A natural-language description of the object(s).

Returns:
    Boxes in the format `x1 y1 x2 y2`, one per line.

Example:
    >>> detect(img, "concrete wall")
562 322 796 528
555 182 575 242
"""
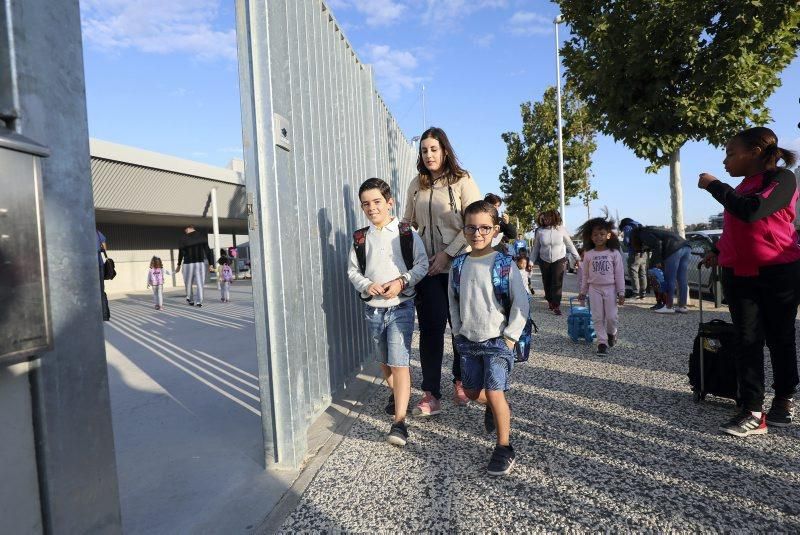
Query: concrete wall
2 0 123 532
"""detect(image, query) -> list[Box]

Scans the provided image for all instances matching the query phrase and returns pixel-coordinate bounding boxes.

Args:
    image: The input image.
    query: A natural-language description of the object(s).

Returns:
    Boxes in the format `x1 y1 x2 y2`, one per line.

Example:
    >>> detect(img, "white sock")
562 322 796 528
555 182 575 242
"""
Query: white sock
751 411 762 419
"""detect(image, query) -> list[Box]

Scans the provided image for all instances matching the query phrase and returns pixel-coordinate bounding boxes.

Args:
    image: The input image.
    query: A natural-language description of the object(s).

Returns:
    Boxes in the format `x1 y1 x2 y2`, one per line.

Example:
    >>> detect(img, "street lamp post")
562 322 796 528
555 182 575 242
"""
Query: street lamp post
554 15 566 229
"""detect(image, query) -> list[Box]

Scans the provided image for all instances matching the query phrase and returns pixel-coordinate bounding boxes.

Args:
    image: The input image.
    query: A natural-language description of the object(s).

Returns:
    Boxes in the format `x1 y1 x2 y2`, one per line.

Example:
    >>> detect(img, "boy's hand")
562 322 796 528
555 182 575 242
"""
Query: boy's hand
381 278 404 299
578 294 586 306
367 282 385 296
617 295 625 306
702 252 718 268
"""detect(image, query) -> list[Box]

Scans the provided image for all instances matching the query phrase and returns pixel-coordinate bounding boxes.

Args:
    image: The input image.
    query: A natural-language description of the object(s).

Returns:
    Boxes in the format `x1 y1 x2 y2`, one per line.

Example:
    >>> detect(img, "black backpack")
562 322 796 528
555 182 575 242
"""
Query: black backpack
352 222 415 301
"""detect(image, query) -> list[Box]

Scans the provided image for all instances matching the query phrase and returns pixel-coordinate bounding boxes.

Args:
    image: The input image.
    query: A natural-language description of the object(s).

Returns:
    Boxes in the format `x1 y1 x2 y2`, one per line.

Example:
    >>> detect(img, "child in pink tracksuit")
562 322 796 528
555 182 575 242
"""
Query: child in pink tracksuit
577 218 625 355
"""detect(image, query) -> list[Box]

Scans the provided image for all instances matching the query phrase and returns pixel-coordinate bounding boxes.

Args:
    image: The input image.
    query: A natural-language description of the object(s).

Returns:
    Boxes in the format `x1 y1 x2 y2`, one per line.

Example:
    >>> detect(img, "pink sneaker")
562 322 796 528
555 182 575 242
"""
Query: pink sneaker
413 392 441 417
453 381 469 406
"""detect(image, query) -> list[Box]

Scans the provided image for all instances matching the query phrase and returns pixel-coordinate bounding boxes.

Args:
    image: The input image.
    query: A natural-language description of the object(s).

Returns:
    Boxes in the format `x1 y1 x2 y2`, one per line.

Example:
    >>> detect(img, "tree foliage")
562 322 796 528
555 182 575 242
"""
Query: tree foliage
554 0 800 171
500 85 597 230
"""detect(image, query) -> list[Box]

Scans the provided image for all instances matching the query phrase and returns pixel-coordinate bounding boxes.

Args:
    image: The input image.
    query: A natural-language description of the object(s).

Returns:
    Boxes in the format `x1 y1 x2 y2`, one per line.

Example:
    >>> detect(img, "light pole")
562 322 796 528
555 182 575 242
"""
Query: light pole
554 14 566 229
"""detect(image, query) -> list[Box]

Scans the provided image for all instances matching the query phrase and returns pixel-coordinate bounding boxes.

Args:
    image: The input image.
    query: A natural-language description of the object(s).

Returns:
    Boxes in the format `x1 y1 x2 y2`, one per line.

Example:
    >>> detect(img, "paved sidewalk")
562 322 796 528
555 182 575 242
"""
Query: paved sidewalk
279 272 800 532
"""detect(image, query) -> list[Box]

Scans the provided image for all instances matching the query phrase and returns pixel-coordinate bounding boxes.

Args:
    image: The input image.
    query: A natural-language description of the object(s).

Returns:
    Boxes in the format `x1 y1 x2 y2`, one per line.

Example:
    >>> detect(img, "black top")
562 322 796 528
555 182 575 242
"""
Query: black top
633 227 688 265
178 231 214 265
706 168 796 223
499 220 518 240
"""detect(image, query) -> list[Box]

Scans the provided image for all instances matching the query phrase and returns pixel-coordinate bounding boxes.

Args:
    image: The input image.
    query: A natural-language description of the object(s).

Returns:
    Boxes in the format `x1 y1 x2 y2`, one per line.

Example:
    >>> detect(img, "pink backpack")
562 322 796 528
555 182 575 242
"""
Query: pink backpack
149 268 164 286
221 264 233 282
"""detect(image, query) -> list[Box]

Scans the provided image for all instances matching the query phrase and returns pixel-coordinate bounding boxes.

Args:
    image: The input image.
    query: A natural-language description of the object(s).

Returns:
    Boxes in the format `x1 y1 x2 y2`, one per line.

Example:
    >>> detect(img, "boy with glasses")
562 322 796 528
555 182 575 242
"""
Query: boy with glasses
449 200 530 475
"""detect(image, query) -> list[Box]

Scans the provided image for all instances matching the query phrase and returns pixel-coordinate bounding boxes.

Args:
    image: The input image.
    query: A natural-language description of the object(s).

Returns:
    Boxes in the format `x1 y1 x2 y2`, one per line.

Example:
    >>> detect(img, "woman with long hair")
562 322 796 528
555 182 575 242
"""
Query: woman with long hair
531 209 579 315
402 127 481 417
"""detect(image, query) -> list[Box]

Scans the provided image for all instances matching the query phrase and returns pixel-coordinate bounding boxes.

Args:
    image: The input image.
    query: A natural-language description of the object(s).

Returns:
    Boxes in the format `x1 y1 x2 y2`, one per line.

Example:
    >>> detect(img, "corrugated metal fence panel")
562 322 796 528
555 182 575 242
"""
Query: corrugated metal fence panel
236 0 416 468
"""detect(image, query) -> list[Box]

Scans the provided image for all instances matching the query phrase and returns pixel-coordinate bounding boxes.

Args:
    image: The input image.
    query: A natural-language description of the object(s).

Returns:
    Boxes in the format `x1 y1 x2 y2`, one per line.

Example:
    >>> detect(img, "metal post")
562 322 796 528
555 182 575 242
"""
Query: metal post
554 15 566 229
422 83 427 130
211 186 220 264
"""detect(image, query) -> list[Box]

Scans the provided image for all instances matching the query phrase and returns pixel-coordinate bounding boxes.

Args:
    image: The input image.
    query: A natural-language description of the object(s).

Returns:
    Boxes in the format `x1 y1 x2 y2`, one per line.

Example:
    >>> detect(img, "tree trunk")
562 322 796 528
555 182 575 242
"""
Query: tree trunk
670 148 685 238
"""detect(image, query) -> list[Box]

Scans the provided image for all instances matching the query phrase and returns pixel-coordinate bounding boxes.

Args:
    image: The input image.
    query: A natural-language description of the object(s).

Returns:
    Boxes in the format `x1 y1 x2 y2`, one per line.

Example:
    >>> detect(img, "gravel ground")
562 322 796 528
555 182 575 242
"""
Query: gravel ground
280 272 800 533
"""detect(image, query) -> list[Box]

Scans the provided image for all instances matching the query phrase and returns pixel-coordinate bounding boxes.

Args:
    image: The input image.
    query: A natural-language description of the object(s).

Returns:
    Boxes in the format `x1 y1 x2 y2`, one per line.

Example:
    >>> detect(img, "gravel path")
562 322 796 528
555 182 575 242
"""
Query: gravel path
280 272 800 532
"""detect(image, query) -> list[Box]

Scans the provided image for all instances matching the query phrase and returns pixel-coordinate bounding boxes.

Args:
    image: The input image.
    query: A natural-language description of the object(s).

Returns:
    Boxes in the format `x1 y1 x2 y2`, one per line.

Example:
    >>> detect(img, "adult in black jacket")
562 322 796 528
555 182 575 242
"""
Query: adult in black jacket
176 226 214 307
628 225 692 314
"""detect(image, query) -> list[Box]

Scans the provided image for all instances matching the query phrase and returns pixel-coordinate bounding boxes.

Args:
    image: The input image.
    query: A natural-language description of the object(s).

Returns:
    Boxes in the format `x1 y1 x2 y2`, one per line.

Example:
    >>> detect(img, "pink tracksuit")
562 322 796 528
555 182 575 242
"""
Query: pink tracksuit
580 248 625 345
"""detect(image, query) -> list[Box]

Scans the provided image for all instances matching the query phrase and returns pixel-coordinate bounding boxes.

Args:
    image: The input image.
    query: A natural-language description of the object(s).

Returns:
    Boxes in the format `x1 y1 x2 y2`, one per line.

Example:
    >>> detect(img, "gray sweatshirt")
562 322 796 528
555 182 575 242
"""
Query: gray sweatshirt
347 218 429 308
448 252 531 343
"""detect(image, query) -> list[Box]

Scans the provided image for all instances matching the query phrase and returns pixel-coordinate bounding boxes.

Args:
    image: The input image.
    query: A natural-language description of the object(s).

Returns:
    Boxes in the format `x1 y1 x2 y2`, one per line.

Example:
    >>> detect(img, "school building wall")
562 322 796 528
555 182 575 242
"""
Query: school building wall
96 222 248 294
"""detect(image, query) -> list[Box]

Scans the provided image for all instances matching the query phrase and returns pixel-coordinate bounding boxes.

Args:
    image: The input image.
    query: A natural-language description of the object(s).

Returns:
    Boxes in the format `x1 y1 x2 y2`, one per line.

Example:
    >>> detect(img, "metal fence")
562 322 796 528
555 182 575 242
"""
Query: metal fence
236 0 417 468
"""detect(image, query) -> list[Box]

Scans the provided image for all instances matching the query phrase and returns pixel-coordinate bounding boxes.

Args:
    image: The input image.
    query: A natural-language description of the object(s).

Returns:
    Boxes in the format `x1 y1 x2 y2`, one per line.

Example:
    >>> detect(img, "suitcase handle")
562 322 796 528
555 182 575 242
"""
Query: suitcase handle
569 296 589 312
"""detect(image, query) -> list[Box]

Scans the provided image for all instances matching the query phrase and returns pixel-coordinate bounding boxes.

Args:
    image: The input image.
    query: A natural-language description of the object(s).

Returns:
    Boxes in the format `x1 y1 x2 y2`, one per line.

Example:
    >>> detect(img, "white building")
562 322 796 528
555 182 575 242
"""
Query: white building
91 139 248 293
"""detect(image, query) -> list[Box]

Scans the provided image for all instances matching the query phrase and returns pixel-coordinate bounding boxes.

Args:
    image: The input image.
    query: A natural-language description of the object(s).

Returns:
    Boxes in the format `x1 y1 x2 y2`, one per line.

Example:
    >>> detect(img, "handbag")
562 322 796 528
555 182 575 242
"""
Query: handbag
102 250 117 280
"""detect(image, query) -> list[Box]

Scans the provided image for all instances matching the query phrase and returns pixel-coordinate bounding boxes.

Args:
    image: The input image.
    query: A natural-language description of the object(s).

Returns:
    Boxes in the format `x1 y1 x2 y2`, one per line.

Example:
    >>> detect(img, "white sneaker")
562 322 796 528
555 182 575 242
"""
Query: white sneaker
654 307 675 314
674 306 688 313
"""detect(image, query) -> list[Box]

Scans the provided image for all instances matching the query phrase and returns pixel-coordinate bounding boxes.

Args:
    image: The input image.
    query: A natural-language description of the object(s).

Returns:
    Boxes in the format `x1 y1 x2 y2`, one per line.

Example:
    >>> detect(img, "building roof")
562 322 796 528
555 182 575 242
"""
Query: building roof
90 139 244 186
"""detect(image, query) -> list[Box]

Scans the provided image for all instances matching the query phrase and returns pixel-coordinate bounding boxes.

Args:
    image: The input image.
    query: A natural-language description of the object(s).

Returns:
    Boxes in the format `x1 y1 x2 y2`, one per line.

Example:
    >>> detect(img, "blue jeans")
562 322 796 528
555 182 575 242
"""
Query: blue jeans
363 299 415 367
454 335 514 392
663 245 691 306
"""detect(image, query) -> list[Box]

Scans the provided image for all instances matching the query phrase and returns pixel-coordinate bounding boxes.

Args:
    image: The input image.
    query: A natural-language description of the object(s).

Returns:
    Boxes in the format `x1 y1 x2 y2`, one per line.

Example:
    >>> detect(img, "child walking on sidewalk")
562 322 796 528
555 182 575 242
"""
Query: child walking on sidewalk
577 218 625 355
217 256 234 302
347 178 428 447
146 256 171 310
449 200 530 476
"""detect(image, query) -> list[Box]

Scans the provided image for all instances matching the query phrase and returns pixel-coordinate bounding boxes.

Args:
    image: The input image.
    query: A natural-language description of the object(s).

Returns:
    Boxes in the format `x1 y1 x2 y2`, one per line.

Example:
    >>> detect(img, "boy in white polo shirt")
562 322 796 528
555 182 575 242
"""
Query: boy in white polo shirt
348 178 428 447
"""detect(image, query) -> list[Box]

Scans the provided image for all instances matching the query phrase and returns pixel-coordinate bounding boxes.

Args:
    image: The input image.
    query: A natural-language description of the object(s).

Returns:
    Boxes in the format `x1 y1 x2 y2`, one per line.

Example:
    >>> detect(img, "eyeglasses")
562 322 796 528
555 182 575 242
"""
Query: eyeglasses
463 225 496 236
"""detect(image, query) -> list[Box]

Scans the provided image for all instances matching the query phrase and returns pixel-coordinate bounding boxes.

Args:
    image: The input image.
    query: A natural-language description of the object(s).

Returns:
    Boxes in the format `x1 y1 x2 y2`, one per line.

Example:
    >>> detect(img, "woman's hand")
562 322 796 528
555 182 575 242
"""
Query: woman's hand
428 251 451 276
698 173 718 189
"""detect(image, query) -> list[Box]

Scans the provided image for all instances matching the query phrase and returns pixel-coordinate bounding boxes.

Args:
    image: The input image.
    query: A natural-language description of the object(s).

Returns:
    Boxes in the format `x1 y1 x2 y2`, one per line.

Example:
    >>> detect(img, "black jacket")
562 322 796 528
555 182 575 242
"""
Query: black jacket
178 231 214 265
633 227 688 265
499 220 518 240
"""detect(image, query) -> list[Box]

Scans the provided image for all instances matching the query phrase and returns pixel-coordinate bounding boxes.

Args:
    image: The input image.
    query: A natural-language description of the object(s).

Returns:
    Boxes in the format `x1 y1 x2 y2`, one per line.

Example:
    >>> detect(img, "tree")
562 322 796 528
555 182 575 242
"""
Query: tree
500 85 597 230
554 0 800 236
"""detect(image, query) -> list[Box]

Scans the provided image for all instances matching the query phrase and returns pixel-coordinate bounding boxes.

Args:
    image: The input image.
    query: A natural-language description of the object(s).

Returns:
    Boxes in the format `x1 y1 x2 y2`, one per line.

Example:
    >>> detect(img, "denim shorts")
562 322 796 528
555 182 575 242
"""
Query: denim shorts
454 335 514 392
363 299 415 367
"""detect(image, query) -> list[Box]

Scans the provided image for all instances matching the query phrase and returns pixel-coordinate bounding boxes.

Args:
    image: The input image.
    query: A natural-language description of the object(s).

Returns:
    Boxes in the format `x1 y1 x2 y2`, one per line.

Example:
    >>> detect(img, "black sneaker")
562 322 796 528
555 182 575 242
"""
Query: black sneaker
195 303 203 308
484 405 496 433
766 397 794 428
608 334 616 347
597 343 608 355
186 298 194 306
385 394 395 416
650 303 664 310
720 410 768 437
387 421 408 447
487 444 516 476
637 293 646 300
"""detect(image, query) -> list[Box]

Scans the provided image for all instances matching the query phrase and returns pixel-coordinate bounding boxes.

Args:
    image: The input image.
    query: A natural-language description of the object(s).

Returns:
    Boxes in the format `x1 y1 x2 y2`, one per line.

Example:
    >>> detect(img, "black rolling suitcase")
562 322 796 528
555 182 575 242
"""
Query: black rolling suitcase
688 262 738 403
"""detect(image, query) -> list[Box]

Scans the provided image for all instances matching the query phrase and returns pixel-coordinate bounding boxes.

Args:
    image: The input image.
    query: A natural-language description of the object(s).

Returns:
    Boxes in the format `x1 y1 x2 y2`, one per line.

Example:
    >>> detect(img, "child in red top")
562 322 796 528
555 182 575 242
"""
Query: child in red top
699 126 800 437
577 218 625 356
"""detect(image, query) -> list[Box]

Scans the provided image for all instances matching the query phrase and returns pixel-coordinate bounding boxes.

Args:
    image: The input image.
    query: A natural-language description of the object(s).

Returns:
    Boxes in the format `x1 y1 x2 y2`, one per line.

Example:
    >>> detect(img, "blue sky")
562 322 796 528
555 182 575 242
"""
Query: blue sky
80 0 800 232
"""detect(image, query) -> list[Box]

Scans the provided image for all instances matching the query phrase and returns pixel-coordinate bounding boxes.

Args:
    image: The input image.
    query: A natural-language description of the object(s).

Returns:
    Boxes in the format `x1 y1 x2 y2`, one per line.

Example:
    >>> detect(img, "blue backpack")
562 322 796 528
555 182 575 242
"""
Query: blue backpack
451 252 535 363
